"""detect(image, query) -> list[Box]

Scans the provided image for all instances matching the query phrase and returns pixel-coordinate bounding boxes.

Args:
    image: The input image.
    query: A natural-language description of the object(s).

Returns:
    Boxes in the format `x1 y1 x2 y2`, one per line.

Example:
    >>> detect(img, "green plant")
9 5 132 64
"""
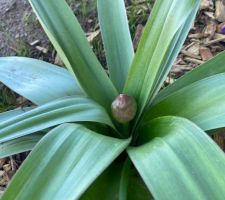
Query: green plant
0 86 17 112
126 0 153 38
11 39 32 57
1 0 225 199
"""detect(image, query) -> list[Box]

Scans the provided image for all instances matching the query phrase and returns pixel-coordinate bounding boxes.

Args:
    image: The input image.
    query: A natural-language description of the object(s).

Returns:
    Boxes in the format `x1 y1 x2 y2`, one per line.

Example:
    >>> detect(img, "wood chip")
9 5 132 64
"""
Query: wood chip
3 164 11 173
9 156 16 171
0 171 4 177
184 57 204 65
186 43 200 56
165 76 175 84
133 24 144 50
204 11 215 19
204 35 225 46
201 0 210 10
35 46 48 54
215 0 225 22
86 30 100 43
54 53 64 66
171 65 193 73
0 177 7 187
188 33 205 39
203 21 217 39
214 33 225 40
181 50 201 59
199 47 213 61
29 40 40 46
183 42 196 50
0 159 6 169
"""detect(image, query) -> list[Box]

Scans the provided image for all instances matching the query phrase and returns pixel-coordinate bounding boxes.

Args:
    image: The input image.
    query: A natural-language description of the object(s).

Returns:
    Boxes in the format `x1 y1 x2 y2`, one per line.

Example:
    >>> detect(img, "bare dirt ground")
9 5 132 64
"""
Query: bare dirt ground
0 0 51 58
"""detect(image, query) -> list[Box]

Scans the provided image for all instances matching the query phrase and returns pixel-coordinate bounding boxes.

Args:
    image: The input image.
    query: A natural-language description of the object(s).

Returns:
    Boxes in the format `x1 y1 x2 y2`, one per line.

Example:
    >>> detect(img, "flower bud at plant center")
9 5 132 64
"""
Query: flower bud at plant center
111 94 137 123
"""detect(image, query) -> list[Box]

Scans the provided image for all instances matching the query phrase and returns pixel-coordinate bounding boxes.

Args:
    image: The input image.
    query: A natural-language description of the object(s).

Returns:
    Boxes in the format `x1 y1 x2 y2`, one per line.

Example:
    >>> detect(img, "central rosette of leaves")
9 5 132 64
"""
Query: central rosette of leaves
111 94 137 124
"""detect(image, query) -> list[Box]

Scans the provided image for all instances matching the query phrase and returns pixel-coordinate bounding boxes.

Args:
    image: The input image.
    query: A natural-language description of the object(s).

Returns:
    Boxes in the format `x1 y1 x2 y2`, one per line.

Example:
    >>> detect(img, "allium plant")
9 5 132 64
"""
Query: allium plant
1 0 225 199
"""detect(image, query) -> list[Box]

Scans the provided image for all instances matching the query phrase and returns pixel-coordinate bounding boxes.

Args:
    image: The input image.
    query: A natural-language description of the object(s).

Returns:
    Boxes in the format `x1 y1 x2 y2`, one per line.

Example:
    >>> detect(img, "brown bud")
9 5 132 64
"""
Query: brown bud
111 94 137 123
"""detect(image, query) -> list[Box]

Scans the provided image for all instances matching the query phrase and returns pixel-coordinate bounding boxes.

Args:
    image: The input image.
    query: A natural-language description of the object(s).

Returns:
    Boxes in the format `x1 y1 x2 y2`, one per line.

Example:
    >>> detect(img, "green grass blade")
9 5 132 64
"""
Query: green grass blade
154 50 225 104
0 96 114 143
2 124 130 200
129 116 225 200
0 133 43 159
0 57 83 105
143 73 225 131
97 0 134 92
29 0 118 109
124 0 200 115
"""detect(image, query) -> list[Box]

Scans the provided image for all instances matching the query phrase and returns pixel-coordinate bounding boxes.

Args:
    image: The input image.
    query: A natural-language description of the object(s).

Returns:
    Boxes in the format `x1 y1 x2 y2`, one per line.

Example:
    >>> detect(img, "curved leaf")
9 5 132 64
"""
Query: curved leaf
0 96 115 143
81 159 128 200
129 116 225 200
97 0 134 92
2 123 130 200
29 0 118 109
124 0 200 116
154 50 225 104
144 73 225 131
0 107 33 122
0 57 83 105
81 159 152 200
0 133 43 159
146 2 200 108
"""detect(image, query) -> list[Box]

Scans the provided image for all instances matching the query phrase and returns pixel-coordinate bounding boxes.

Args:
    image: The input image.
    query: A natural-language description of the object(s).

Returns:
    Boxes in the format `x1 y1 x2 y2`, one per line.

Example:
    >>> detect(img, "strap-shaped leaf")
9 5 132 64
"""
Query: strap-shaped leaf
81 160 129 200
154 50 225 104
143 73 225 131
147 3 200 107
2 123 130 200
123 0 200 115
81 159 152 200
0 133 43 159
0 96 114 143
97 0 134 92
129 116 225 200
0 57 83 105
29 0 118 109
0 107 33 122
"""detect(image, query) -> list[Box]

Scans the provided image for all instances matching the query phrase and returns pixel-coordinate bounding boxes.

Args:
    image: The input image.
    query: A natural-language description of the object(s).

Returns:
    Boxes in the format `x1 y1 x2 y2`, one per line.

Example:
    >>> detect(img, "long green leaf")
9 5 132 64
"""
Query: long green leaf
0 57 83 105
124 0 200 115
129 116 225 200
81 159 152 200
0 133 43 159
0 96 114 143
2 123 130 200
143 73 225 131
29 0 118 109
147 3 200 107
0 107 33 122
97 0 134 92
154 50 225 104
81 159 128 200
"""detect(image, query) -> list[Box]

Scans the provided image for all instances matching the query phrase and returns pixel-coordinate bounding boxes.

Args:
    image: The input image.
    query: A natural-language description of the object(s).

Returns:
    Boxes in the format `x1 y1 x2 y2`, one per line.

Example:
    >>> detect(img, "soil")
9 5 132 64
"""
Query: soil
0 0 51 59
